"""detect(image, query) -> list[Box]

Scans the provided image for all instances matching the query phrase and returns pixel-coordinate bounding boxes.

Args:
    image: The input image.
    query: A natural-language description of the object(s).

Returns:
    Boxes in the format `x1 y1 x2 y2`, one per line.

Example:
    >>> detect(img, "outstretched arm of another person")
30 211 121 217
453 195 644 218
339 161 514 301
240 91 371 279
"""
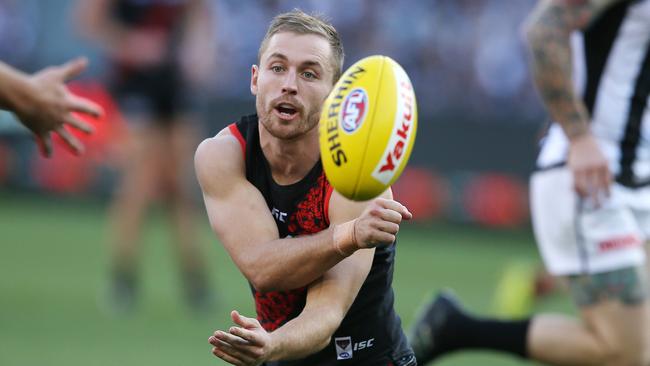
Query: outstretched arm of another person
0 58 102 156
524 0 624 203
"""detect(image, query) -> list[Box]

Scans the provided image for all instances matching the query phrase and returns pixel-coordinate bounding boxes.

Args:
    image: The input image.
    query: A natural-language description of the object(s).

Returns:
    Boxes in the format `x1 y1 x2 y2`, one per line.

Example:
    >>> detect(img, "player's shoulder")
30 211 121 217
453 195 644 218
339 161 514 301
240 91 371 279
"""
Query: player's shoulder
194 126 245 186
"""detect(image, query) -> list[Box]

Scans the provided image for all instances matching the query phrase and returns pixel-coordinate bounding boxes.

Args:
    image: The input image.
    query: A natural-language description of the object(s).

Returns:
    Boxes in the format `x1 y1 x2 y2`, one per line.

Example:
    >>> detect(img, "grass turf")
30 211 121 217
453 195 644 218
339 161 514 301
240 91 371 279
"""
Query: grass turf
0 192 573 365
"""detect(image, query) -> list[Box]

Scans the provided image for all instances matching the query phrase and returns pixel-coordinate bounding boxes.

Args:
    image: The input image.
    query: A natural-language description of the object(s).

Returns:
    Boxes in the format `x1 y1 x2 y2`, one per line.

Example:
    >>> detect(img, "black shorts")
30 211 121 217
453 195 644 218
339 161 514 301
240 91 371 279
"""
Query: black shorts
110 63 190 125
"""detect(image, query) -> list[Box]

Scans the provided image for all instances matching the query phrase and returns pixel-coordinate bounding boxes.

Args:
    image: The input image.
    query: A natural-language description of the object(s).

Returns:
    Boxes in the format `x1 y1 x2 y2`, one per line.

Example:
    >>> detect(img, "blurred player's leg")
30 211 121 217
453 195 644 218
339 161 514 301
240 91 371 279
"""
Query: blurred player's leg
165 118 213 312
528 169 650 365
108 123 162 312
410 290 530 364
411 270 650 366
529 268 650 365
411 168 650 365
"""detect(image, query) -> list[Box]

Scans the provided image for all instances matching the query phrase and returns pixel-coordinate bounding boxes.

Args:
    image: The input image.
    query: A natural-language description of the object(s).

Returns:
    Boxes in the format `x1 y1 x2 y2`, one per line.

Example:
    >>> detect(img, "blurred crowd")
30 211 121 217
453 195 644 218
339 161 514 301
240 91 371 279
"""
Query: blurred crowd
0 0 545 127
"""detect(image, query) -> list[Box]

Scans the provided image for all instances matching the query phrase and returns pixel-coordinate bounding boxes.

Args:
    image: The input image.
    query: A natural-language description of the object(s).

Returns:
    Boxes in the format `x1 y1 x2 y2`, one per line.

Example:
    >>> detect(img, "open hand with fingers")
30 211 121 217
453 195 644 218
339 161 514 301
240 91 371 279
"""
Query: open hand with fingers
12 57 103 157
209 310 274 366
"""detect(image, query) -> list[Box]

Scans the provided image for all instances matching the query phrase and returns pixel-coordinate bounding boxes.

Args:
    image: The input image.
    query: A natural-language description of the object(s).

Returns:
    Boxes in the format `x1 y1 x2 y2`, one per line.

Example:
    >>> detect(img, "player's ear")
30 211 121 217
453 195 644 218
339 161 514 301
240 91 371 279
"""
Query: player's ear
250 65 259 96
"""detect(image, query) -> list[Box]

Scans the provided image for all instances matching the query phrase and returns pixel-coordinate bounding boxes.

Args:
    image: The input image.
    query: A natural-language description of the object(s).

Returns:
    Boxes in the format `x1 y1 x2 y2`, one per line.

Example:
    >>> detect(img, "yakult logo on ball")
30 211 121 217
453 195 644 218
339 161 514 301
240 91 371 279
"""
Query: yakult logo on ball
371 67 415 185
340 88 368 134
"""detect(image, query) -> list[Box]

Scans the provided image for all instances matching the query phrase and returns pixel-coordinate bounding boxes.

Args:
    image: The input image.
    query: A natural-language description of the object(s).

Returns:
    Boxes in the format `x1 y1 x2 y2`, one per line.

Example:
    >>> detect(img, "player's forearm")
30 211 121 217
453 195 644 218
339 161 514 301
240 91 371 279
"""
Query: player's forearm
265 260 363 362
244 225 357 292
525 7 590 140
266 306 342 361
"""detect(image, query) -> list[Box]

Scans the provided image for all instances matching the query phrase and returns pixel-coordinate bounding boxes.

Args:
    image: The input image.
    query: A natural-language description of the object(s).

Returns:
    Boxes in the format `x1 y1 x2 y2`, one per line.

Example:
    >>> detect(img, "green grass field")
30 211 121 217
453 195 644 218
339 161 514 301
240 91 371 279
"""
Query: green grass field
0 192 574 366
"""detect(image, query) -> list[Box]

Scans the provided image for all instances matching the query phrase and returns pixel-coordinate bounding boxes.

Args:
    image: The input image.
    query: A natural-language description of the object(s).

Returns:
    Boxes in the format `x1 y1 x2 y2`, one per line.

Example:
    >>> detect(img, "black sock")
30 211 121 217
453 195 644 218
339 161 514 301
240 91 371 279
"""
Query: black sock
439 311 530 358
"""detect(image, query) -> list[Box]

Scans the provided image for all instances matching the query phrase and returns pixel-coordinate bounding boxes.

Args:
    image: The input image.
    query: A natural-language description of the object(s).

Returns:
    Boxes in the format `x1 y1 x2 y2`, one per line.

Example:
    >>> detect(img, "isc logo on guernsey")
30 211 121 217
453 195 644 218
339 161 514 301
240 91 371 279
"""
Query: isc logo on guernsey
341 88 368 134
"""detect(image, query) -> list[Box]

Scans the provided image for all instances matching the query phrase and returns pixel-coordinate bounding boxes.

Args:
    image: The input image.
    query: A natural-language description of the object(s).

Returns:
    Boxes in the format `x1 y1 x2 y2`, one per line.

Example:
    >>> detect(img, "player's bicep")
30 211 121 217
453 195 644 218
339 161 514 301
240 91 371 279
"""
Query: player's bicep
201 184 278 252
194 135 279 276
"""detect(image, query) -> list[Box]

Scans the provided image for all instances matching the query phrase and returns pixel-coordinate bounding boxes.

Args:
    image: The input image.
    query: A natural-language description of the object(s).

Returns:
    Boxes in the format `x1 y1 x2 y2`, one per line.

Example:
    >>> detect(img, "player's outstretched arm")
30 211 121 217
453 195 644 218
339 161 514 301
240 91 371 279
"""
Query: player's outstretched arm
524 0 623 203
0 59 102 157
208 238 375 364
195 131 411 292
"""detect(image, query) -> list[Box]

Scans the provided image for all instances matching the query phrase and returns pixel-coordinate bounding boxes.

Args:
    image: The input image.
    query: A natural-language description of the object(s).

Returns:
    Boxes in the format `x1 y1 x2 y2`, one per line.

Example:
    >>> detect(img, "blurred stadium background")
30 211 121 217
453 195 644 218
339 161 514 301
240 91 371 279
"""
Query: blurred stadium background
0 1 576 365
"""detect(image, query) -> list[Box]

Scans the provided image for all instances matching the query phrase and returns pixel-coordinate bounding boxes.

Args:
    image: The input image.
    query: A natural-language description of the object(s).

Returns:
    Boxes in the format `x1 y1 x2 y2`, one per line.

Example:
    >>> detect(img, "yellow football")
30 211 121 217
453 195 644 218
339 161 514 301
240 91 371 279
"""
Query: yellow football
319 55 417 201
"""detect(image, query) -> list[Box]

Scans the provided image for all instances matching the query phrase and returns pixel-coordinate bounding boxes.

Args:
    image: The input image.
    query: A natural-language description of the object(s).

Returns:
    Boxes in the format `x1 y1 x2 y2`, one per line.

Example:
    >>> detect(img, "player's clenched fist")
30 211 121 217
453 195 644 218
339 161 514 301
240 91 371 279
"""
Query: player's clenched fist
333 198 412 256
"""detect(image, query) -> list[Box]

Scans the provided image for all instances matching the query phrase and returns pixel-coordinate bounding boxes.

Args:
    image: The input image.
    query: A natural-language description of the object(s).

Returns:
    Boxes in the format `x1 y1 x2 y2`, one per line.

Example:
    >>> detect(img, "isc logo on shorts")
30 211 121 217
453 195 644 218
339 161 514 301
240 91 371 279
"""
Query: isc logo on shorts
340 88 368 134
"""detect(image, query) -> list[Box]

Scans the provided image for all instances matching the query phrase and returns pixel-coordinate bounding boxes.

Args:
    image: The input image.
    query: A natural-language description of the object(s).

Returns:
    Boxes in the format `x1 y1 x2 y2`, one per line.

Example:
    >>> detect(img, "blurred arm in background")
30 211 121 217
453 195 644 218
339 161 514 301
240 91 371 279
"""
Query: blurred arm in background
524 0 621 204
0 58 102 157
178 0 217 89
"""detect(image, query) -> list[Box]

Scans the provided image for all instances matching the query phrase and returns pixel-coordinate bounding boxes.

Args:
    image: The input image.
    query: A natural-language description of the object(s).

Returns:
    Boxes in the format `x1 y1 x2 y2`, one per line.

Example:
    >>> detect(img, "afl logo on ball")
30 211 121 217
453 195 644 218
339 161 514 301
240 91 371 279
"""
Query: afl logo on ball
340 88 368 134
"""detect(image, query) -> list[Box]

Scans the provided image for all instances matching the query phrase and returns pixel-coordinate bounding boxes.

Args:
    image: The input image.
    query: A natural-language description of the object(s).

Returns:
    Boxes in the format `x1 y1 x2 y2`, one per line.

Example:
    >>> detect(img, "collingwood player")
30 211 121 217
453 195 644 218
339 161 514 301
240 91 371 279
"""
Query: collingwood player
410 1 650 365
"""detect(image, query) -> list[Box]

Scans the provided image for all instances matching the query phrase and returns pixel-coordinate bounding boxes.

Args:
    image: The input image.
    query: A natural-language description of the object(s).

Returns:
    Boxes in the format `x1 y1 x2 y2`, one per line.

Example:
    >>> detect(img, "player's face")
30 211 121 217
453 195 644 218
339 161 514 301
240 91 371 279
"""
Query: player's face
252 32 335 140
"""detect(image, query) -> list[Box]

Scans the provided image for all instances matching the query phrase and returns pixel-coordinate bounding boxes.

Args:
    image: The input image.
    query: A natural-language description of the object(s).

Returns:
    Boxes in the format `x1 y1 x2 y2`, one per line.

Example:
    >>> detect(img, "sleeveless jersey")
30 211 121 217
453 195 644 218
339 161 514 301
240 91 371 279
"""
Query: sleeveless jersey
228 115 415 366
536 0 650 187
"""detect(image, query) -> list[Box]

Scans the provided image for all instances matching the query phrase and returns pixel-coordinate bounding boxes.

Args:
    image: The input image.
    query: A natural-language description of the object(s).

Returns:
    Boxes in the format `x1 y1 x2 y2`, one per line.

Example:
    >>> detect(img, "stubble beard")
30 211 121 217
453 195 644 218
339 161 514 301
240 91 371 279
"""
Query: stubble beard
257 99 320 141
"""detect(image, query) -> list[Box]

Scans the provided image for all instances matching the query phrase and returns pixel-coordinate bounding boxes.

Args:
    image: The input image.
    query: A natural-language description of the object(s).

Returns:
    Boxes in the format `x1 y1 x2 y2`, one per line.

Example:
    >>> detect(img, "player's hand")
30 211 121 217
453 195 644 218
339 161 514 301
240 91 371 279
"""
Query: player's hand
16 57 103 157
354 198 412 249
568 133 612 206
208 310 273 366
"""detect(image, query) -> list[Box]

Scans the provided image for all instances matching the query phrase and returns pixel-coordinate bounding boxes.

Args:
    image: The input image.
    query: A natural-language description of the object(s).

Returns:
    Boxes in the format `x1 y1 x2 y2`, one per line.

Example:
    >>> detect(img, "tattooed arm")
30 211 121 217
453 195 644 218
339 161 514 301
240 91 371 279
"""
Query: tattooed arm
524 0 624 202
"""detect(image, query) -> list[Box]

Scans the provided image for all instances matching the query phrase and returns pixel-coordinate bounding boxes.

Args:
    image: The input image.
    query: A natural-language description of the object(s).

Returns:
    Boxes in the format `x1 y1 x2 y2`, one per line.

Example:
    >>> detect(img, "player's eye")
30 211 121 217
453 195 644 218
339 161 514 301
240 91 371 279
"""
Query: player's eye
302 71 317 80
271 65 284 73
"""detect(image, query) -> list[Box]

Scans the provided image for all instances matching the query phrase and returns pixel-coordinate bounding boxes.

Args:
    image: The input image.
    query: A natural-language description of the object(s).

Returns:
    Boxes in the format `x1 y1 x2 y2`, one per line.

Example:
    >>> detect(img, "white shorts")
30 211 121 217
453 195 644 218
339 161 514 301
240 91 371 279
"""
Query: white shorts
531 168 650 276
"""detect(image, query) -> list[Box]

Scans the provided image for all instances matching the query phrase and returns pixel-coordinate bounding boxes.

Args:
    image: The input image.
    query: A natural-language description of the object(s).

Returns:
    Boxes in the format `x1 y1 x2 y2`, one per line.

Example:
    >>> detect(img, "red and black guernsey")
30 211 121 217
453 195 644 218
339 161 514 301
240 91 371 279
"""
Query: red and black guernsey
229 115 415 366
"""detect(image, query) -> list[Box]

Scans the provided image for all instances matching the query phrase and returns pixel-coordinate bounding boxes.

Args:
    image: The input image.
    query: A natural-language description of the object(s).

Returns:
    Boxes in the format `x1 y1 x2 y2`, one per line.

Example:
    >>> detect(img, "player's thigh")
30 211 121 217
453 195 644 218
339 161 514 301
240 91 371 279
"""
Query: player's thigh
567 267 650 365
161 119 199 192
629 187 650 274
115 124 167 195
531 168 646 276
166 117 198 165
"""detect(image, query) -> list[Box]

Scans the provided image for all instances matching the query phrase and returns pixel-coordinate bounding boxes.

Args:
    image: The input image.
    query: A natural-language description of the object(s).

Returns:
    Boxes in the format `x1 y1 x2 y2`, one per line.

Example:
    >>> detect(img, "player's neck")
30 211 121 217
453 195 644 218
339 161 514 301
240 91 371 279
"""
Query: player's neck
260 126 320 185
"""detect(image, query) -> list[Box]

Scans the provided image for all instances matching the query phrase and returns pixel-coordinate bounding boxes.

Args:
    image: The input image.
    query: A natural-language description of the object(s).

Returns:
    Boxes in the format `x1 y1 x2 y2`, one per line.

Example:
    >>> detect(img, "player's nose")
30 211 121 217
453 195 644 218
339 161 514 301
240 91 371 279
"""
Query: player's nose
281 70 298 95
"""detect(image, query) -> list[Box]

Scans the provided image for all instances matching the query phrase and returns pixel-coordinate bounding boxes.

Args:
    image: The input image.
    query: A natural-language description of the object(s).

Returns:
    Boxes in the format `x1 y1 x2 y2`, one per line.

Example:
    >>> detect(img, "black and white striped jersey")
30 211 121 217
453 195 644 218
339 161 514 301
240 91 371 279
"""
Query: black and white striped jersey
537 0 650 187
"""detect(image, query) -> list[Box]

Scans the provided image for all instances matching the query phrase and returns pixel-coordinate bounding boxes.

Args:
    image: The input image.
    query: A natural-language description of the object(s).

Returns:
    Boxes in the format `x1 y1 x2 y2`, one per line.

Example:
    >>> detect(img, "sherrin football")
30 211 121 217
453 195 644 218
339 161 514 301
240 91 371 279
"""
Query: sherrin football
319 55 417 201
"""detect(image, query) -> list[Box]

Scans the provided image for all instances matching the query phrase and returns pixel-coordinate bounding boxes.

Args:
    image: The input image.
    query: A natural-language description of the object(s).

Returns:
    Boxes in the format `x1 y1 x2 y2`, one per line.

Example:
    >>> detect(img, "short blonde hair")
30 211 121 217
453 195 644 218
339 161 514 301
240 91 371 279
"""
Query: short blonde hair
258 9 344 83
